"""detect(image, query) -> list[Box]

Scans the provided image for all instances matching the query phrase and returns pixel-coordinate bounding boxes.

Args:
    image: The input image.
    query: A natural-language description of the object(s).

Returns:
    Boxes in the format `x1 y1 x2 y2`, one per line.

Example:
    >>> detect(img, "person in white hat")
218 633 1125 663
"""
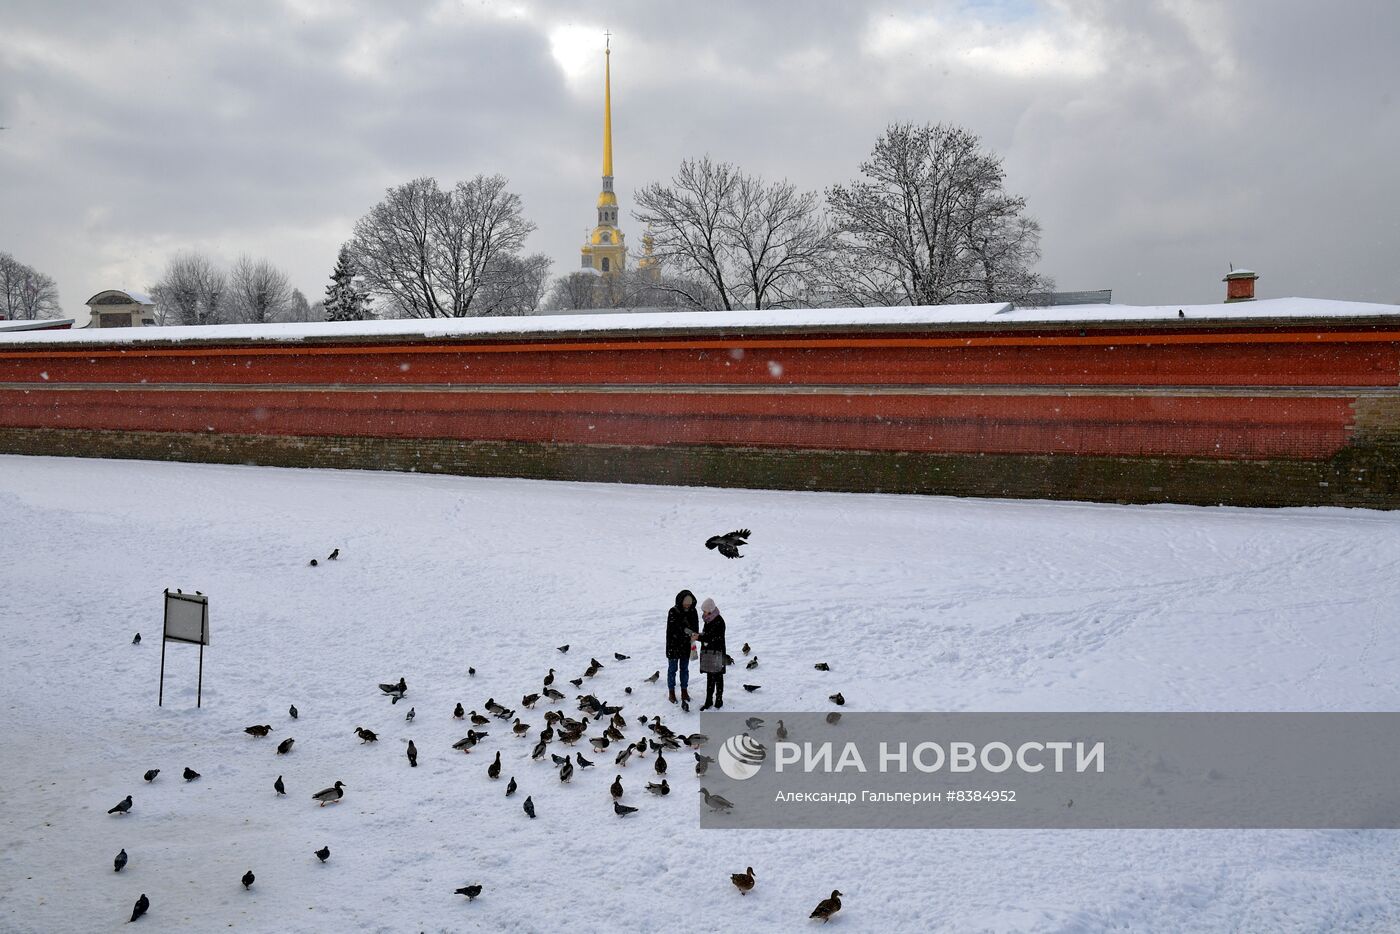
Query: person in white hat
698 597 727 710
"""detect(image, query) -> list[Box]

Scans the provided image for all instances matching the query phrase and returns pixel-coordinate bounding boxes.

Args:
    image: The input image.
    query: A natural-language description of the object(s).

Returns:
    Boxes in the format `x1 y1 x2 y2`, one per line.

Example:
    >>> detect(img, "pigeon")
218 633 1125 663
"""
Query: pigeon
328 548 339 560
646 779 670 796
731 866 755 895
809 890 844 923
557 644 569 653
742 642 751 655
826 712 842 725
289 704 298 719
454 703 465 719
454 884 483 901
698 787 734 813
182 767 200 782
814 662 830 672
487 751 501 779
614 652 630 661
505 776 517 797
625 686 633 694
354 727 378 743
129 893 149 923
1178 309 1185 318
746 657 758 670
312 780 345 806
644 670 660 683
576 752 595 769
613 801 639 817
705 528 751 559
244 725 273 738
114 848 128 872
468 667 476 676
829 692 845 706
569 678 583 688
776 720 788 741
746 717 765 730
615 746 633 767
315 846 330 862
405 707 416 722
274 775 286 795
277 737 295 755
655 750 667 775
132 633 141 645
407 740 418 768
523 795 536 818
241 870 254 890
742 684 761 693
551 753 569 767
611 775 625 798
559 759 575 783
143 769 159 783
309 559 318 567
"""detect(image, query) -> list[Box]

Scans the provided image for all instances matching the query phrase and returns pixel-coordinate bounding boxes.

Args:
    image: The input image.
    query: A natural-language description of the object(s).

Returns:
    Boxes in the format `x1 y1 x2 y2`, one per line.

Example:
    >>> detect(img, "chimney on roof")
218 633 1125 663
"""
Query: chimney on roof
1222 266 1258 303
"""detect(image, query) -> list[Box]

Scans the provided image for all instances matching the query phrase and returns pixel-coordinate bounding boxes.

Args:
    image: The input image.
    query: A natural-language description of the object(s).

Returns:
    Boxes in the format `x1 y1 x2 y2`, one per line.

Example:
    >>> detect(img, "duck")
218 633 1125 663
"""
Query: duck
655 750 667 775
487 751 501 779
521 693 539 709
684 733 709 748
453 702 465 719
559 759 575 783
512 719 530 737
543 669 556 687
244 724 273 738
746 656 759 670
646 779 670 796
742 642 751 655
611 775 624 799
809 890 843 922
241 870 255 890
614 746 633 767
274 775 286 795
731 866 755 895
776 720 788 741
143 769 159 783
277 737 295 754
182 767 200 782
814 662 830 671
406 740 418 768
829 692 845 706
354 727 378 743
469 710 490 726
695 753 714 776
312 781 346 806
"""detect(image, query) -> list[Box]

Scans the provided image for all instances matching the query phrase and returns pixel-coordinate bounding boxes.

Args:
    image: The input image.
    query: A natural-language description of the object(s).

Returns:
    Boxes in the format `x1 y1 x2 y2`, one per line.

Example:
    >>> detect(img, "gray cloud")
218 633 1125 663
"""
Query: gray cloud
1 0 1397 314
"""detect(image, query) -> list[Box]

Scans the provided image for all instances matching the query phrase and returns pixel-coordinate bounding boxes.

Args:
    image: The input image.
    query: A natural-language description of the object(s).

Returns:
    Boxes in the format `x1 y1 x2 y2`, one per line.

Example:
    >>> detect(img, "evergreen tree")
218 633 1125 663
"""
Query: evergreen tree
324 244 372 321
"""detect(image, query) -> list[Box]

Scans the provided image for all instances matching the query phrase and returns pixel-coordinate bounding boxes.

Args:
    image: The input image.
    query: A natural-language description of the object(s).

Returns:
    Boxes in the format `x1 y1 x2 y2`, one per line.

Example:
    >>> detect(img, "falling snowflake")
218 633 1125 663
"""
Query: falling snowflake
767 361 783 378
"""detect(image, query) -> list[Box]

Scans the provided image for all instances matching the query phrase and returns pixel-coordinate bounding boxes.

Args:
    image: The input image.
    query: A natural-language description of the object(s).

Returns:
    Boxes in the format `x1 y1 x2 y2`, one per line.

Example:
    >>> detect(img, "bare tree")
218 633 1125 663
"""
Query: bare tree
547 271 601 311
278 288 319 323
229 255 292 324
152 251 229 326
473 252 552 316
351 175 538 318
0 253 62 319
827 123 1051 306
634 157 830 310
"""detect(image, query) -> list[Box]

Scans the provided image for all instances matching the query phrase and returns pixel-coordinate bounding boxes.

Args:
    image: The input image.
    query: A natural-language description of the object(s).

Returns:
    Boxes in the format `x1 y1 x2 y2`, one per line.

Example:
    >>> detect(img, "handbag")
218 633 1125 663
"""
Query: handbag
699 648 724 674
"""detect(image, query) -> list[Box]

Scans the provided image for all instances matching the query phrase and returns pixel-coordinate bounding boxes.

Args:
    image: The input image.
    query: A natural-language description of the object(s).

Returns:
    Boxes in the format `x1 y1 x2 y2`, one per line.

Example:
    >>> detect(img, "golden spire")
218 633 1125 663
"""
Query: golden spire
602 32 613 179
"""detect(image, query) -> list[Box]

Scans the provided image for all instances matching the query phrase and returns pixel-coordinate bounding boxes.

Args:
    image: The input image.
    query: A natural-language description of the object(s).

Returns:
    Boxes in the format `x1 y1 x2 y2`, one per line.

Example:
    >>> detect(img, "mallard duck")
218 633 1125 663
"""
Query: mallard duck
742 642 751 655
611 775 624 798
698 787 734 813
521 693 539 709
354 727 378 743
312 781 345 806
487 751 501 779
731 866 755 895
809 890 843 922
559 759 575 783
646 779 670 796
543 686 564 701
684 733 709 748
244 725 273 737
453 703 465 719
654 750 667 775
277 737 295 754
746 656 759 670
469 710 490 726
241 870 254 890
513 719 530 737
814 662 830 671
615 746 633 767
695 753 713 776
829 692 845 706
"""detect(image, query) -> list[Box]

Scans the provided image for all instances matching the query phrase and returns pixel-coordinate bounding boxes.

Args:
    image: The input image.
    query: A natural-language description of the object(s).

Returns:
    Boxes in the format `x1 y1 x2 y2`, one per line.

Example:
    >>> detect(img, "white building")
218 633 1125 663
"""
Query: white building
83 289 157 328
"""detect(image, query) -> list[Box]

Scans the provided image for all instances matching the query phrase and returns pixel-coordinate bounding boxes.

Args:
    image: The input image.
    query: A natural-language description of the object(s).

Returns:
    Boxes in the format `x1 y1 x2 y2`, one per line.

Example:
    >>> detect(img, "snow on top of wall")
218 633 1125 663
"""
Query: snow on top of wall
2 297 1397 347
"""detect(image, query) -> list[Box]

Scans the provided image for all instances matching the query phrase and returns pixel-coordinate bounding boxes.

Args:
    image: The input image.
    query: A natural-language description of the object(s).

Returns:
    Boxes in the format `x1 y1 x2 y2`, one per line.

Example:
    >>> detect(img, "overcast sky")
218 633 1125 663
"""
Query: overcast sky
2 0 1397 315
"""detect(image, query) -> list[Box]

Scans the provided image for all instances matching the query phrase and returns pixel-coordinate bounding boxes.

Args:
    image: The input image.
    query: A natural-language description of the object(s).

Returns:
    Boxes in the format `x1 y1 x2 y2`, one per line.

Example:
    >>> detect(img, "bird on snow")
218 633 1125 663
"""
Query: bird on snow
731 866 755 895
241 870 254 890
742 684 761 693
611 775 625 798
289 704 298 719
684 733 709 748
695 753 713 776
742 642 751 655
624 686 633 694
745 717 765 730
614 652 630 661
550 753 569 767
312 780 345 806
705 528 751 558
407 739 418 768
454 702 465 719
557 644 569 653
644 670 660 683
814 662 830 672
615 746 633 767
182 767 200 782
589 735 610 754
454 884 483 901
277 737 295 755
454 731 487 753
530 739 548 760
378 676 407 697
521 693 539 709
468 667 476 676
309 559 318 567
354 727 378 743
274 775 286 795
405 707 415 722
143 769 159 783
542 686 564 701
469 710 490 726
128 893 149 923
114 848 128 872
613 800 639 817
244 724 273 738
543 669 555 687
513 718 530 737
828 692 845 706
646 779 670 796
654 750 668 775
746 656 759 670
826 712 842 725
698 787 734 813
809 890 844 923
523 795 536 818
315 845 330 862
132 633 141 645
505 776 517 797
328 548 339 560
776 720 788 741
1178 309 1185 318
569 677 583 688
487 751 501 779
559 759 575 783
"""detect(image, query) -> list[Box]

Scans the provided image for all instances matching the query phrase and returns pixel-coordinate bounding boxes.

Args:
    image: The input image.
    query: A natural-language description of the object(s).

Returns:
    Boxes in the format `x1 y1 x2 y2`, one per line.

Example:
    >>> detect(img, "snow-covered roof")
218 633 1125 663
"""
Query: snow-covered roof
84 289 154 306
2 297 1397 347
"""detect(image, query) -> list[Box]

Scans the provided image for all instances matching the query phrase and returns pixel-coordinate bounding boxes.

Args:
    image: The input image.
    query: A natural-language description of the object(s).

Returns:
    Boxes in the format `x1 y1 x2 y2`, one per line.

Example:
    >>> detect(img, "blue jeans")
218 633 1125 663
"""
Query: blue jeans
667 657 690 691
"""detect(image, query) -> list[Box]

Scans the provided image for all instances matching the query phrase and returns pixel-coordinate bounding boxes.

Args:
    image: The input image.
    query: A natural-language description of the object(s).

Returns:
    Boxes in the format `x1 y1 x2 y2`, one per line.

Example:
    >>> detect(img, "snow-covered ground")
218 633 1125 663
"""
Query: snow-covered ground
2 455 1399 933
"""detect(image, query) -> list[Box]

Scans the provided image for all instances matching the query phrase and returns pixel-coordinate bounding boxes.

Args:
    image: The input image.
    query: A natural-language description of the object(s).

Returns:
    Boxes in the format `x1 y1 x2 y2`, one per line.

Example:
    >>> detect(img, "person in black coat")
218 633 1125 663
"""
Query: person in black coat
665 590 699 705
698 597 727 710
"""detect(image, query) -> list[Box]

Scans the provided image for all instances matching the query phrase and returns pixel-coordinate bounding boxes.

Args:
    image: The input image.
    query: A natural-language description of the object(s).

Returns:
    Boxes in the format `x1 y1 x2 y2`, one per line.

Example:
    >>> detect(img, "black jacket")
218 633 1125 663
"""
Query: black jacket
666 590 699 660
699 612 726 658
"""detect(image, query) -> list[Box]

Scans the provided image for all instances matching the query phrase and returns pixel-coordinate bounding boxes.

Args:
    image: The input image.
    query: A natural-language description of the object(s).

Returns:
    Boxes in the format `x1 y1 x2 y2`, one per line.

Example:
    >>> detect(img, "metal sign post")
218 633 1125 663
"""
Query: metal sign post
160 590 210 707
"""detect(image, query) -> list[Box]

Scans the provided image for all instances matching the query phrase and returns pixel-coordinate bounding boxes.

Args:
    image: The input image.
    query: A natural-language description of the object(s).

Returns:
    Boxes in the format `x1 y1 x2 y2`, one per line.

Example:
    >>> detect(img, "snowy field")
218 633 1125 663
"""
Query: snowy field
3 454 1400 933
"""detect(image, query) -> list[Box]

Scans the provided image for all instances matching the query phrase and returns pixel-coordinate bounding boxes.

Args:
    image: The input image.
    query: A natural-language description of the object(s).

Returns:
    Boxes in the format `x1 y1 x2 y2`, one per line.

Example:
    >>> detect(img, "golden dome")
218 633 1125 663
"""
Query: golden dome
597 190 618 209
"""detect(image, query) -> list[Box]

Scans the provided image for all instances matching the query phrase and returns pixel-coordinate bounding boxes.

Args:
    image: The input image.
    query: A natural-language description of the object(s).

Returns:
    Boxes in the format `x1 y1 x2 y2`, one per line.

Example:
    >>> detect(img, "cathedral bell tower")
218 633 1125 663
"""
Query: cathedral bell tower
580 36 626 276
